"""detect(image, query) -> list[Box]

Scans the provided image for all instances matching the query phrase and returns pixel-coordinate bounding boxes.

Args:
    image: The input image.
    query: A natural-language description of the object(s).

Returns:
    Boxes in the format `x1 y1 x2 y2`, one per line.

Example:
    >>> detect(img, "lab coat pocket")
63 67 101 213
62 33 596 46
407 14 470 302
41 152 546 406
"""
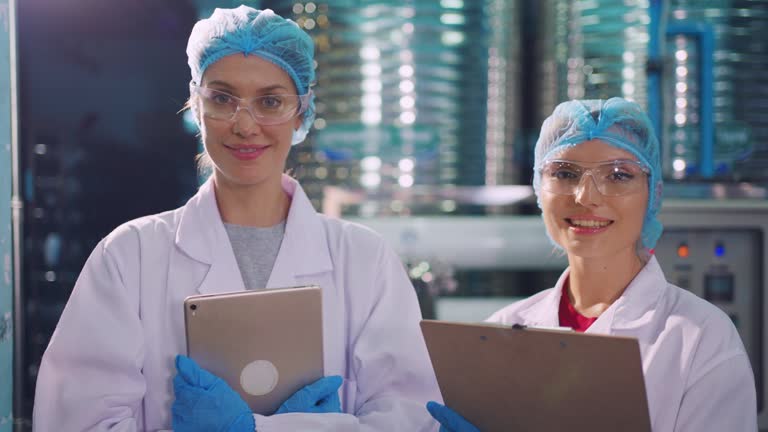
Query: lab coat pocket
341 377 358 414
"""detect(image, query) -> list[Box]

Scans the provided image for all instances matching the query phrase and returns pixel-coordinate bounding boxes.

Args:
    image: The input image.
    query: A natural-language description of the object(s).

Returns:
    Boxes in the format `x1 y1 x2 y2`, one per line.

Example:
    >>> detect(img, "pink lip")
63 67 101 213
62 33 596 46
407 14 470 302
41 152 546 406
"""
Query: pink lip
225 144 269 161
569 214 612 222
565 215 614 235
569 225 610 235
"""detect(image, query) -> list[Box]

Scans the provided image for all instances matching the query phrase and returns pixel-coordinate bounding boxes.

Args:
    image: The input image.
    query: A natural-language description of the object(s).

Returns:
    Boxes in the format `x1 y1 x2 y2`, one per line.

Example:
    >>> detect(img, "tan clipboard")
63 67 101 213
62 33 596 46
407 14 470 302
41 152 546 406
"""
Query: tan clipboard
421 319 652 432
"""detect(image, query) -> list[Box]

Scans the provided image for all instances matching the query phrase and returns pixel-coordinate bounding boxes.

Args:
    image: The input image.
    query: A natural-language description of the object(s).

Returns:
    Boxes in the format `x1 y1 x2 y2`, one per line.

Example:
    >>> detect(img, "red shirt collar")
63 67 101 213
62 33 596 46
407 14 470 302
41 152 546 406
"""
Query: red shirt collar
558 276 599 332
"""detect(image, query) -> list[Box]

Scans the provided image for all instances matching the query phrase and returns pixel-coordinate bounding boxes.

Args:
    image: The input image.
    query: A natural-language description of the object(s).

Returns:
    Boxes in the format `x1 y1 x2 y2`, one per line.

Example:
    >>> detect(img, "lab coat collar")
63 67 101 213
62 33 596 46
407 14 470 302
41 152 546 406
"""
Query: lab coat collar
595 255 667 332
515 256 667 333
515 271 566 328
175 174 333 295
175 178 221 266
266 175 333 288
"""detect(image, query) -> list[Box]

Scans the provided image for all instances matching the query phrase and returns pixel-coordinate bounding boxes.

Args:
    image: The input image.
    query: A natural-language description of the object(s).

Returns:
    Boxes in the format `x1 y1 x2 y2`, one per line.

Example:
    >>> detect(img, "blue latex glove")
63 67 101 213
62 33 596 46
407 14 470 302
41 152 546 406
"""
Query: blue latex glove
172 355 255 432
427 401 481 432
275 375 343 414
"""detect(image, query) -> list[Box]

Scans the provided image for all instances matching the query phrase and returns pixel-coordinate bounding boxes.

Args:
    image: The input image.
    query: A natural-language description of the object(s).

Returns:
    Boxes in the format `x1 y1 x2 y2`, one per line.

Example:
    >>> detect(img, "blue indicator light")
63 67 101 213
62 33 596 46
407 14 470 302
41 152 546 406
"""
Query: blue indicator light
715 243 725 257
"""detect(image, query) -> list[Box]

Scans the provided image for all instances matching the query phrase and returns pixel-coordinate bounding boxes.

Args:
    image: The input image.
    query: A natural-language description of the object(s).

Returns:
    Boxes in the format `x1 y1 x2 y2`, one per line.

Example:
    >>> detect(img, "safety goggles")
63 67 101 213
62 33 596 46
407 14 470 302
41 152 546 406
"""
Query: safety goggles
539 159 650 197
192 84 311 125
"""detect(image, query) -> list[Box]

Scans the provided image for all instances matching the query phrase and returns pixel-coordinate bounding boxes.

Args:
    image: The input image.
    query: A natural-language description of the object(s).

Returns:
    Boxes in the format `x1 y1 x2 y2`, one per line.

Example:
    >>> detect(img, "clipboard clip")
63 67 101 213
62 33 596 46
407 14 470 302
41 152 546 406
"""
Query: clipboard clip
511 323 574 332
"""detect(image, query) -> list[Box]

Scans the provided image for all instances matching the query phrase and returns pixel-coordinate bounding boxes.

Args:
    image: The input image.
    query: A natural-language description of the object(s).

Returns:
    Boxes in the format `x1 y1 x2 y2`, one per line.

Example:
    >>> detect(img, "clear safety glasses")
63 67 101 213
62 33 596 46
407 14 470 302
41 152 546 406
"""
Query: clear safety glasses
192 84 311 125
539 159 650 197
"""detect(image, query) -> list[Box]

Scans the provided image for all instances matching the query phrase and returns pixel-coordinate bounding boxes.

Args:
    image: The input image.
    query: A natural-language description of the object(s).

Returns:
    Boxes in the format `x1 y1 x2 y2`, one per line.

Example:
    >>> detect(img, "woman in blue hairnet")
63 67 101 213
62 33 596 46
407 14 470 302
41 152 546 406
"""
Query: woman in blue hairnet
427 98 757 432
33 6 440 431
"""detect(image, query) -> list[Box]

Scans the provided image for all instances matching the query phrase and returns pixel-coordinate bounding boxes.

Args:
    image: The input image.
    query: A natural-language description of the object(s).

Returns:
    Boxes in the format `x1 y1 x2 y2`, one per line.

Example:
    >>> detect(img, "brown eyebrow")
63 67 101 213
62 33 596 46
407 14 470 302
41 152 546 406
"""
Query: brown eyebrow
205 81 291 94
259 84 292 93
204 80 234 91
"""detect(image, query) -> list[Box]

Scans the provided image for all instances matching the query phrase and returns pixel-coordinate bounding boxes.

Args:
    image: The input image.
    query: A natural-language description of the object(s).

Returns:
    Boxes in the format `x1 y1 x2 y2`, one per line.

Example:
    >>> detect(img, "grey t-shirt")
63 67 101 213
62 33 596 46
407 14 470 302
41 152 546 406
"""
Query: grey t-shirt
224 221 286 290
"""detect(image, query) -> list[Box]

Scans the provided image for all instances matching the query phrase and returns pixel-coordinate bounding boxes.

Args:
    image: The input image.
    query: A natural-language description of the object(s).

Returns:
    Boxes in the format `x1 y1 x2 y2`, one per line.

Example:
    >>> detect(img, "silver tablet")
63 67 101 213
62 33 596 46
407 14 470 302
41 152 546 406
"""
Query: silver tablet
184 285 324 415
421 320 651 432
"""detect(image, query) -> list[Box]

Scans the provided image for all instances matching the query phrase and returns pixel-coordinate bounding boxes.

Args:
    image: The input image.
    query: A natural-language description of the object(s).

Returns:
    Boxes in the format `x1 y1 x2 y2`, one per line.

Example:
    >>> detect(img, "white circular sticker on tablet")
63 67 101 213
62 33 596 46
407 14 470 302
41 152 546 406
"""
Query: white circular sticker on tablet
240 360 279 396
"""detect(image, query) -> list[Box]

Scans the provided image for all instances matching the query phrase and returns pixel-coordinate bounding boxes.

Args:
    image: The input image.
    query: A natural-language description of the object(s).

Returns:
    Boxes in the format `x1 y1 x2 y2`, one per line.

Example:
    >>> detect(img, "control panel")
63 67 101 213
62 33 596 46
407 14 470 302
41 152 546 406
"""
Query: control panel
657 199 768 424
656 229 761 377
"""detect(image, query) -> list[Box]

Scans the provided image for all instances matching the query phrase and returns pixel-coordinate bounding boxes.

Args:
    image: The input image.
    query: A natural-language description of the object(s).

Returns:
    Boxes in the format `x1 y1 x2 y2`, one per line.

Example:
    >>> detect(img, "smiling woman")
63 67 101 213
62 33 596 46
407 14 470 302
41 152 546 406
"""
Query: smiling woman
427 98 758 432
539 139 650 266
32 6 441 432
195 54 302 209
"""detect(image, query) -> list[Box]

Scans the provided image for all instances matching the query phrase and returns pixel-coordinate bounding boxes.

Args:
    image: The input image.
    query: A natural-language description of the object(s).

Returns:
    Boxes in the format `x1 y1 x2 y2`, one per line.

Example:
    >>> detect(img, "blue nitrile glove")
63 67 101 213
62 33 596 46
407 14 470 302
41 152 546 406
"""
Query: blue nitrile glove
172 355 255 432
427 401 481 432
275 375 343 414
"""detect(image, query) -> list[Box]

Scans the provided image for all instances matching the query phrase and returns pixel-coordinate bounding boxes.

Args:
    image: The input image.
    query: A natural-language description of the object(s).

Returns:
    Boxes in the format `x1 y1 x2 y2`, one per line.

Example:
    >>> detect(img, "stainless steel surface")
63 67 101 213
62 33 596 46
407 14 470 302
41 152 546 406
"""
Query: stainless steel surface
267 1 526 212
664 181 768 200
536 0 651 118
664 0 768 181
347 215 567 271
277 0 496 190
484 0 522 186
322 184 535 218
8 0 23 429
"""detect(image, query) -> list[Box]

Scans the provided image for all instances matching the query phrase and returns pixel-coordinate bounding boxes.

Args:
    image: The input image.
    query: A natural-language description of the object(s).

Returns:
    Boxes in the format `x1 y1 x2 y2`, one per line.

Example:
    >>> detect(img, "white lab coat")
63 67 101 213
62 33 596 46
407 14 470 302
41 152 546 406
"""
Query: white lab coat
488 256 757 432
33 175 441 432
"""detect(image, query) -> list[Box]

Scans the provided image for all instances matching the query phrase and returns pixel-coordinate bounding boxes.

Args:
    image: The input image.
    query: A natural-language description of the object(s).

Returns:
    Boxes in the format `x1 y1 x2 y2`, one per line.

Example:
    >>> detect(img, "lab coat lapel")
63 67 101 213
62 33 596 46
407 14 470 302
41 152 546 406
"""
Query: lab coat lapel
596 256 667 334
516 257 667 335
516 270 566 327
174 178 246 295
266 175 333 289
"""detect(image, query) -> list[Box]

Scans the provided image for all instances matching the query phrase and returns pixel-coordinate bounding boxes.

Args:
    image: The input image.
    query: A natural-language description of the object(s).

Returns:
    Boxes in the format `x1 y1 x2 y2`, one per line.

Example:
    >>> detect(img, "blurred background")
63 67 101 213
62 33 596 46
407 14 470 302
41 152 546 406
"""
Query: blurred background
1 0 768 429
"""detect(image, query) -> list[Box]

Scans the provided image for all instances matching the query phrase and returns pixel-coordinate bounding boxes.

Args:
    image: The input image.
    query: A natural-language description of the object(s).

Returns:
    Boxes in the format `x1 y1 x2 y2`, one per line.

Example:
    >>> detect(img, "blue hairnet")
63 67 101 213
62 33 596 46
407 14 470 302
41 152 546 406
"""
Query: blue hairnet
186 6 316 145
533 97 664 250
